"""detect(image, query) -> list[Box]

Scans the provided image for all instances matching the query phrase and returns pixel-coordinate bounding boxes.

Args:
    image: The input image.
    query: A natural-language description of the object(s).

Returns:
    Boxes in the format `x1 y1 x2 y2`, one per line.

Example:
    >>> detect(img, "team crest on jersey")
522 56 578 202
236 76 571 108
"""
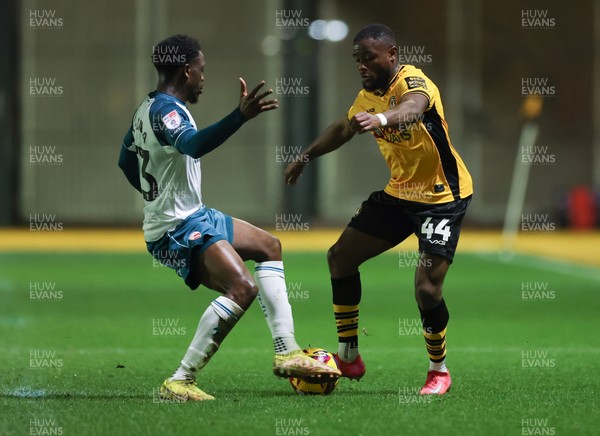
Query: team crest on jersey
389 96 397 108
162 110 182 130
189 231 202 240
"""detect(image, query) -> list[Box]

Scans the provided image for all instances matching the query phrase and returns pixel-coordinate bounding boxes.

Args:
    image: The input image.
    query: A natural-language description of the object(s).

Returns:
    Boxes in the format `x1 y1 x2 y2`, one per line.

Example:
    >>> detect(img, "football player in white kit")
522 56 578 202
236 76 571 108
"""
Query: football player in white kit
118 34 340 401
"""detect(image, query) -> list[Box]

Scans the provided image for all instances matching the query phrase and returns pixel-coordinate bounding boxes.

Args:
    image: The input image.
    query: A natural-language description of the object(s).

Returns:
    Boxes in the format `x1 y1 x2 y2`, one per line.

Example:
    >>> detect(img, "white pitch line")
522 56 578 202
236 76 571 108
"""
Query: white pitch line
471 251 600 283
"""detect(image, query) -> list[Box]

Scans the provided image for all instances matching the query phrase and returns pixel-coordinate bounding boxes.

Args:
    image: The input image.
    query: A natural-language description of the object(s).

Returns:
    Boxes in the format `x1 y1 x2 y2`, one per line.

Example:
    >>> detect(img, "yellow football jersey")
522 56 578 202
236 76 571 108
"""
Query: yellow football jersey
348 65 473 204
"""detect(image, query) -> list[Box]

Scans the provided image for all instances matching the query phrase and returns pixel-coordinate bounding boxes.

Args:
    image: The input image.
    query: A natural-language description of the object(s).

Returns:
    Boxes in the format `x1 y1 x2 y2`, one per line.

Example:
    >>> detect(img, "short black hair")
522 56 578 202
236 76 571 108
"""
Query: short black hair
152 34 201 78
353 24 396 46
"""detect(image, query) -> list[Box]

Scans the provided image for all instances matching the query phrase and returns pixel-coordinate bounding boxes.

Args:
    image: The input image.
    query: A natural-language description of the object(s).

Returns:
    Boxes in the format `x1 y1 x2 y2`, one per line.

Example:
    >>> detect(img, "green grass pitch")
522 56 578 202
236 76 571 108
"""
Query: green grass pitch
1 250 598 435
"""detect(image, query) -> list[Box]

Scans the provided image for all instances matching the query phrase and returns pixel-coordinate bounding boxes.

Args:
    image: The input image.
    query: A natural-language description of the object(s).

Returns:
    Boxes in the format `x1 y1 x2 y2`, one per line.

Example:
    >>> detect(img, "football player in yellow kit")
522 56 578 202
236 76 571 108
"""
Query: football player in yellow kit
285 24 473 395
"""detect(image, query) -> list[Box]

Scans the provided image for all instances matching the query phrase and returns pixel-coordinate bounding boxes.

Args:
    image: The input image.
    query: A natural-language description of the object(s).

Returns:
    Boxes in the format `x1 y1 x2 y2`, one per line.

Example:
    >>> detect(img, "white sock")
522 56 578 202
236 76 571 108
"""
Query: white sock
337 342 359 363
254 261 300 354
429 359 448 373
170 296 244 381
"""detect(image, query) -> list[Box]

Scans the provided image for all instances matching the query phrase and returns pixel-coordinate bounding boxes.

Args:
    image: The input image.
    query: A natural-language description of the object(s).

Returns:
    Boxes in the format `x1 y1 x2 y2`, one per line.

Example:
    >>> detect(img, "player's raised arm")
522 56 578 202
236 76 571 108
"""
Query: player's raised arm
172 106 246 159
172 78 278 159
350 93 429 133
150 76 279 171
284 117 355 185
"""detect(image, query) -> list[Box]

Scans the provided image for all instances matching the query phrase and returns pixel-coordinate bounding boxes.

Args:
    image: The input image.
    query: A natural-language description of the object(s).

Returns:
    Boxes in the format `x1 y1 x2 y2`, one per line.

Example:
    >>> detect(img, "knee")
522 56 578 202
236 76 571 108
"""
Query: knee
327 243 340 270
327 243 351 276
415 279 442 309
227 276 259 310
259 234 282 262
266 235 282 259
415 281 439 299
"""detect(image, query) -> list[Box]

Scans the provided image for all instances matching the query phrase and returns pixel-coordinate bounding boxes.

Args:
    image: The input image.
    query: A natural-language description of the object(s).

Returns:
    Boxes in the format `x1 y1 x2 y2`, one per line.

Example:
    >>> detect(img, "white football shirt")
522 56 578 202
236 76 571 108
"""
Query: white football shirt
127 92 202 241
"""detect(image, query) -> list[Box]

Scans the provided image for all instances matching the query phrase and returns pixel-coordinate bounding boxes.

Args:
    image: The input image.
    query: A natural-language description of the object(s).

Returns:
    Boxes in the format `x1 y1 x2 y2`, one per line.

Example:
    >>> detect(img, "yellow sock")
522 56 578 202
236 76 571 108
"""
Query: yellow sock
334 304 359 362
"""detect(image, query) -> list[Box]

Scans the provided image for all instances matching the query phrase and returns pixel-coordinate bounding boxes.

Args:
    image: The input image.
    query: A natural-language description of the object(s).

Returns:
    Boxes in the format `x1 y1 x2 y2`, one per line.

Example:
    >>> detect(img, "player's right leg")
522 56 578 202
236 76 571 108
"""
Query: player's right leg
328 191 413 380
328 226 395 380
160 240 257 402
231 217 341 382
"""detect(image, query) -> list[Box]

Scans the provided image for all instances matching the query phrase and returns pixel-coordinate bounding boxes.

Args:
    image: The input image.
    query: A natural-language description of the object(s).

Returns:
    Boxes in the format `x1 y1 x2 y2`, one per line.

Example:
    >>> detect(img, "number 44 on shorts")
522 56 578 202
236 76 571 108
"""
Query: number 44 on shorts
421 217 451 243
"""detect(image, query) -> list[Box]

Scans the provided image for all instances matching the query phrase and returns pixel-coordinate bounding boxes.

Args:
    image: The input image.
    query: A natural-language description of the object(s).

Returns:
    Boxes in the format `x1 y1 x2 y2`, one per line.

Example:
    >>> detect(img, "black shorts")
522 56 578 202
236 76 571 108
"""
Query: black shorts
348 191 472 263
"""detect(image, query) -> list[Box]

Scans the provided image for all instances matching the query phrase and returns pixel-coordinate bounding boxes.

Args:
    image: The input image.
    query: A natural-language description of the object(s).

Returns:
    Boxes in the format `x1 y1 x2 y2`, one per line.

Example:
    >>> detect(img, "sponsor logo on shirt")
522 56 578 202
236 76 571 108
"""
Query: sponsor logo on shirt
404 76 427 90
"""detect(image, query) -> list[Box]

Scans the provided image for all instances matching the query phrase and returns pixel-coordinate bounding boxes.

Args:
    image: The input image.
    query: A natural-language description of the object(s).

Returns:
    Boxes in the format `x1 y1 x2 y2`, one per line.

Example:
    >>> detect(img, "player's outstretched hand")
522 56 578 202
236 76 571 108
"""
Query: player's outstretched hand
349 111 382 133
284 160 307 185
239 77 278 120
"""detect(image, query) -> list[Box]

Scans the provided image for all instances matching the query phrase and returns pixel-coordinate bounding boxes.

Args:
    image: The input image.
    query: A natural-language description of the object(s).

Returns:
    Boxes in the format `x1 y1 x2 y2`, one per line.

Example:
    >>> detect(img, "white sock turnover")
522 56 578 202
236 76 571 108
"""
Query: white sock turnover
428 359 448 373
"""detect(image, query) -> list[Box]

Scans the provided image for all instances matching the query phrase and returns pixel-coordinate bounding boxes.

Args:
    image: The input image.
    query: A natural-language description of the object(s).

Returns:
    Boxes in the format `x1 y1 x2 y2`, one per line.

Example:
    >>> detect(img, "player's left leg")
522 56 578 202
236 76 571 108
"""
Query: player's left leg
160 240 255 402
415 254 453 394
231 218 341 381
411 196 471 395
